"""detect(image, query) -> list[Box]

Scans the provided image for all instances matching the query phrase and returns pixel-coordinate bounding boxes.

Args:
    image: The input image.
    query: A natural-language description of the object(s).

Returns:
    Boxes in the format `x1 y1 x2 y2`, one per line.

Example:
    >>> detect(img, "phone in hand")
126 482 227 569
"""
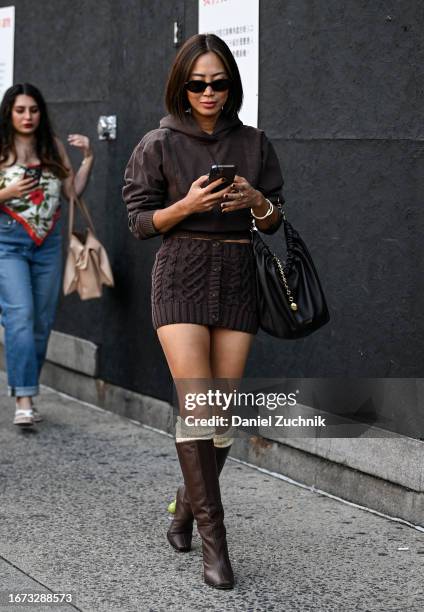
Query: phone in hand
23 165 42 186
207 164 237 193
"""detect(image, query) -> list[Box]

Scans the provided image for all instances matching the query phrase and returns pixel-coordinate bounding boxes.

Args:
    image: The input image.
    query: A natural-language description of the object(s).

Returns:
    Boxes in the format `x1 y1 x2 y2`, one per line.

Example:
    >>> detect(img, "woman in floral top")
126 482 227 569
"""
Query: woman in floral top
0 83 94 426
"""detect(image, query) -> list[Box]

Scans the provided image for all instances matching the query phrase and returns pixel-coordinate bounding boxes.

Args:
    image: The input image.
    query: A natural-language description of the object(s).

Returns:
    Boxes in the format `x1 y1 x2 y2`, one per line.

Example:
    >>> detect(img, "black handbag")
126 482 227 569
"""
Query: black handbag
251 206 330 339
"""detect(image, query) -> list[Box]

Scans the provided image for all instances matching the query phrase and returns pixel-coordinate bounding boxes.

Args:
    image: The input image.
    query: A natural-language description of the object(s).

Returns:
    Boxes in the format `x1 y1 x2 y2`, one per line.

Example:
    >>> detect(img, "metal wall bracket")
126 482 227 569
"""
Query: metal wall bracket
97 115 117 140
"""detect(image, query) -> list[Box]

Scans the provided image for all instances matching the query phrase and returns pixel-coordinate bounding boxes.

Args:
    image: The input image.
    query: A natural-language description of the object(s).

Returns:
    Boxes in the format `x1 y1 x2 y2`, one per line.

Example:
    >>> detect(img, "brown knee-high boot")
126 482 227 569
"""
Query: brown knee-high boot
173 439 234 589
167 444 232 552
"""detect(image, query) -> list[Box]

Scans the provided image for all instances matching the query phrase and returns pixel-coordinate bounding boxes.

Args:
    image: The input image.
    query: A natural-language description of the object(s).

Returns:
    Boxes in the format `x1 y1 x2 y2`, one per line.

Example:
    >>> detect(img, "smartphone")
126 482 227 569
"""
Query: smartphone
23 165 42 186
207 164 237 193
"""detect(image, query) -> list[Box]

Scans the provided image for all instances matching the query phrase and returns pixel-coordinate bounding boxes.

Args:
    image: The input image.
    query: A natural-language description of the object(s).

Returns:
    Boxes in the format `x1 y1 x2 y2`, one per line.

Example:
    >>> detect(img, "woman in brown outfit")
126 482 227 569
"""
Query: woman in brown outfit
123 34 285 589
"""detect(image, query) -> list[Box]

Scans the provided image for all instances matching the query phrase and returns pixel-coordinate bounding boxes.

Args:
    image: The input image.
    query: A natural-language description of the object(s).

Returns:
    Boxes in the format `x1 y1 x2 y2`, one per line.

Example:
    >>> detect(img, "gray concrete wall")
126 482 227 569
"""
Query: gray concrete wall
1 1 422 429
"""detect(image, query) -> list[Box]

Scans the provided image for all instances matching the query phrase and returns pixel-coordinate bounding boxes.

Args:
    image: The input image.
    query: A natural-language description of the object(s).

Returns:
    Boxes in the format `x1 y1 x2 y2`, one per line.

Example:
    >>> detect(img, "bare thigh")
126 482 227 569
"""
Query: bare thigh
210 327 254 380
156 323 254 380
156 323 212 378
210 327 255 431
156 323 254 419
156 323 212 417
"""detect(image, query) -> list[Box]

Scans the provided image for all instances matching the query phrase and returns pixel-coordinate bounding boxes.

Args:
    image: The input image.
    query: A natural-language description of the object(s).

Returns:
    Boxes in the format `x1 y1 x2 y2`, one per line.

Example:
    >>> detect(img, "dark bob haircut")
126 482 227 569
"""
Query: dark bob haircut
165 34 243 120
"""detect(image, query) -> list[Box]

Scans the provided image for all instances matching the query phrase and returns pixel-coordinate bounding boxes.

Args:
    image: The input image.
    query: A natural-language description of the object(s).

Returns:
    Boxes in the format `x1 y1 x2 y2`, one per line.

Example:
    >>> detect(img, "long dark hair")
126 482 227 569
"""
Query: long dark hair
165 34 243 120
0 83 69 179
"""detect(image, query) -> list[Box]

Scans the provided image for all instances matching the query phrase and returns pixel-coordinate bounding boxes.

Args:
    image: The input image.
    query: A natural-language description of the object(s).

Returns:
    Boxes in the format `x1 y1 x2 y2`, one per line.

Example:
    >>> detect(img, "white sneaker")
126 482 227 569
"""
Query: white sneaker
13 407 35 427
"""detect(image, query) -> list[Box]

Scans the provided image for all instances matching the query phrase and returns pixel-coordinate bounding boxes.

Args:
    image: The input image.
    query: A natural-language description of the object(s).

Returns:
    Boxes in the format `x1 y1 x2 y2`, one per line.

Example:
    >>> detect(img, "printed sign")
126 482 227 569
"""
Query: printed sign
198 0 259 127
0 6 15 102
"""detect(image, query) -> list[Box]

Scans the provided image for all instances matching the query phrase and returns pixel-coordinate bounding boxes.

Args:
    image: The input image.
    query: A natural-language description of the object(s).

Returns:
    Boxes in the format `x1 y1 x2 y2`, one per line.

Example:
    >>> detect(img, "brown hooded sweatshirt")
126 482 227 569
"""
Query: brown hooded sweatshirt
122 112 285 240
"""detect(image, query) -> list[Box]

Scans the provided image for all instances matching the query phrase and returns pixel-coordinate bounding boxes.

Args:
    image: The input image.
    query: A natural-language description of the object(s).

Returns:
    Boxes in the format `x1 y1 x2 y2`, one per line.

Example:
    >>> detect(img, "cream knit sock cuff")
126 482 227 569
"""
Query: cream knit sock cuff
175 415 215 443
213 434 234 448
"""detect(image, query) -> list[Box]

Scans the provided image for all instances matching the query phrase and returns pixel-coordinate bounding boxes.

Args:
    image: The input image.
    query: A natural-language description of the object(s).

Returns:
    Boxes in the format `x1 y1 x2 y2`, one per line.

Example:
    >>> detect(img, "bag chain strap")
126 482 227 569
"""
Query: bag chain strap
271 203 298 312
271 253 298 312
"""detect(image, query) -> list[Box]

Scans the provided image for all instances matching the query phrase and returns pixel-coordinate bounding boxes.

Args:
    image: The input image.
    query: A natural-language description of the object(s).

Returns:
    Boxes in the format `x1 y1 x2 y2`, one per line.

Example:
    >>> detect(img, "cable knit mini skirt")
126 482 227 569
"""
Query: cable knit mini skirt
151 229 259 334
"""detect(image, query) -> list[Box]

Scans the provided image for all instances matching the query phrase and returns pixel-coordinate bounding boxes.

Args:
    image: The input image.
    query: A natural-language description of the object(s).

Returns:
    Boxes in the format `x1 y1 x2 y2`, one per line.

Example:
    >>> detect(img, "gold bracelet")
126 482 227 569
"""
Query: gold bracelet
251 198 274 220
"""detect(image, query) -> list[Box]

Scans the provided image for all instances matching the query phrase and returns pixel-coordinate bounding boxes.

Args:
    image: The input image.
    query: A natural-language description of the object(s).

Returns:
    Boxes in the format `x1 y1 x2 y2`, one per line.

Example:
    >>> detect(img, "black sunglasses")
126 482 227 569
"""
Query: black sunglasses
184 79 231 93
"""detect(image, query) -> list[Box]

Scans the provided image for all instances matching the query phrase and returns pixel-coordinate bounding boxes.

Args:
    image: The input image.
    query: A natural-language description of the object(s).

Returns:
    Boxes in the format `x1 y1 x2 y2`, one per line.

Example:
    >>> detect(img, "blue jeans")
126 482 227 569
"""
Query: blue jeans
0 211 63 397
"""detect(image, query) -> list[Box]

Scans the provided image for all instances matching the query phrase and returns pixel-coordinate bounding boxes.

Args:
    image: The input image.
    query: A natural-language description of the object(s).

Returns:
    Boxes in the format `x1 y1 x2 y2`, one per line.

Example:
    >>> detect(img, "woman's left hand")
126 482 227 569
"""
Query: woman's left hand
220 175 262 213
67 133 93 159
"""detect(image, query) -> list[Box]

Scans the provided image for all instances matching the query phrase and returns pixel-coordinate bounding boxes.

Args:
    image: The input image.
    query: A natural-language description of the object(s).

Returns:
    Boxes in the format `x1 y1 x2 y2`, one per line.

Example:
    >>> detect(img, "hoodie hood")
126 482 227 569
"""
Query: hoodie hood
159 111 243 142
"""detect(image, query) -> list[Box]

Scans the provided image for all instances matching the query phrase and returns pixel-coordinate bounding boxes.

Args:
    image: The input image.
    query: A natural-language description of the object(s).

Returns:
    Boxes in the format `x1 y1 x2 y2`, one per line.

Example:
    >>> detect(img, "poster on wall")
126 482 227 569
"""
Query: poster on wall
0 6 15 101
198 0 259 127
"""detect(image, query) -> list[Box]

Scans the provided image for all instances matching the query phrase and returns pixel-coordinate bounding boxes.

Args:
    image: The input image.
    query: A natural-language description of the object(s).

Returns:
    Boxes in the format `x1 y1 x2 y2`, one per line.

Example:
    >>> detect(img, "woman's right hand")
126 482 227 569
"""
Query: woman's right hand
1 177 39 200
183 174 233 214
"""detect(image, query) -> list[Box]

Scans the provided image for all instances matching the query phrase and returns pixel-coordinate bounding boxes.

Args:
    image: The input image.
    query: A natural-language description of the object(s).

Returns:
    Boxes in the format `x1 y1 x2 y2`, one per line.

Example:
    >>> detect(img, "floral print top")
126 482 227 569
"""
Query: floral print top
0 163 62 245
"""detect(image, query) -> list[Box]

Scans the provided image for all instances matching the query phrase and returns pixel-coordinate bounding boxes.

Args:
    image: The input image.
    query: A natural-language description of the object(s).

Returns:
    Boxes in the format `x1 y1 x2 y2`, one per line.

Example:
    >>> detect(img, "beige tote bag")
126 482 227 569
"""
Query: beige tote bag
63 196 114 300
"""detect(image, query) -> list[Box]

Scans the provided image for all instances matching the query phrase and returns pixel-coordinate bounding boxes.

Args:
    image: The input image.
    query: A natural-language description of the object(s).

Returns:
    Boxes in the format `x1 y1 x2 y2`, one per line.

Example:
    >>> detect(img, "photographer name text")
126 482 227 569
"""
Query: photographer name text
184 415 326 428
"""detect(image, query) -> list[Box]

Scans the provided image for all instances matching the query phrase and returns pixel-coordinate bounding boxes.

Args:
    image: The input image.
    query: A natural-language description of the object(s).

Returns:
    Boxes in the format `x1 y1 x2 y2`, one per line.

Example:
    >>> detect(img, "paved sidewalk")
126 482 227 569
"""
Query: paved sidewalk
0 375 423 612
